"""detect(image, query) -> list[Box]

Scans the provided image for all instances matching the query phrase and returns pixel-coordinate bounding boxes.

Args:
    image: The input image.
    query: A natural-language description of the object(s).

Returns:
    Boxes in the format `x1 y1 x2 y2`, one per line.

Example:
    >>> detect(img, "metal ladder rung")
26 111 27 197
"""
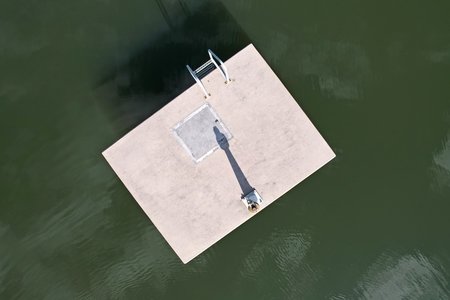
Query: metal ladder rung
195 59 213 74
196 64 215 79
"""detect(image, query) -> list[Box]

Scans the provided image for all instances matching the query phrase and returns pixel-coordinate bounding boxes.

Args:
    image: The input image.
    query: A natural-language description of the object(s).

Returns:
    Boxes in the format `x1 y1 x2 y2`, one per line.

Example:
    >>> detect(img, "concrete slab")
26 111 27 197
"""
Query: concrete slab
103 44 335 263
173 103 232 162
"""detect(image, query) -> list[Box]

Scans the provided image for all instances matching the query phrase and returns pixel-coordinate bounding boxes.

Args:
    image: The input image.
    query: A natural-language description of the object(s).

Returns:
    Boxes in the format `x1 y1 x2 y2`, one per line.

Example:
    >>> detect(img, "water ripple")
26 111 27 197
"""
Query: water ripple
237 230 314 299
351 251 449 299
431 133 450 190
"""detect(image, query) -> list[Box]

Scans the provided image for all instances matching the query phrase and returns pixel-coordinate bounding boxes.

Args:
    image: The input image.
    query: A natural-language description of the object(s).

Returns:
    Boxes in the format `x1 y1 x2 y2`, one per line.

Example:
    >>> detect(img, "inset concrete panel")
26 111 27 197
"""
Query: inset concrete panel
103 44 336 264
173 103 232 162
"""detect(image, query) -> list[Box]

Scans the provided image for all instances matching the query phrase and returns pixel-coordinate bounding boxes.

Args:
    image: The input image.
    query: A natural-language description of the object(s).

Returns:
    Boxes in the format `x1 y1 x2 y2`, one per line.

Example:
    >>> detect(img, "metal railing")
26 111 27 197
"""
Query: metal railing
186 49 231 98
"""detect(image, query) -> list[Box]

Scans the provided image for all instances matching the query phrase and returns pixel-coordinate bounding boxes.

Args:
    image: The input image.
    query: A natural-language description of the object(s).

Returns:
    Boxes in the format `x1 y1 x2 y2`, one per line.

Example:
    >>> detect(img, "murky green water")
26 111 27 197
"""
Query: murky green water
1 0 450 299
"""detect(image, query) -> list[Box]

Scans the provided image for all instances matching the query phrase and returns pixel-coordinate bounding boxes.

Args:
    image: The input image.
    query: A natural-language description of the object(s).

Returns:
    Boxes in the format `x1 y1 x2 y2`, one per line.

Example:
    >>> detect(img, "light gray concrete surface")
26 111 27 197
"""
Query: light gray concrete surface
173 103 232 162
102 44 335 263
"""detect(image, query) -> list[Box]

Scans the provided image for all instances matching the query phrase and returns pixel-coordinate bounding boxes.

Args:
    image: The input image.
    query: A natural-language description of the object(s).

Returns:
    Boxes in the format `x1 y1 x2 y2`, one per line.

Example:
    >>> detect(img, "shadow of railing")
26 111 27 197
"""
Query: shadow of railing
95 0 251 136
214 126 254 197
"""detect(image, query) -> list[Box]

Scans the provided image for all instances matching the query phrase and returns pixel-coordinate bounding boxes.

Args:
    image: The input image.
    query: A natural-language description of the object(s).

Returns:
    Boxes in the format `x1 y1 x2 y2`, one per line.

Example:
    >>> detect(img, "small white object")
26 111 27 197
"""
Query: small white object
242 189 263 212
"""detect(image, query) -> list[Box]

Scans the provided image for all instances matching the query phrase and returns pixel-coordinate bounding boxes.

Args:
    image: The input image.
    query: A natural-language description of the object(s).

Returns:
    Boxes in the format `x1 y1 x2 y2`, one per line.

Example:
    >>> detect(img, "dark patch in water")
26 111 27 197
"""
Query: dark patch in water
95 1 251 135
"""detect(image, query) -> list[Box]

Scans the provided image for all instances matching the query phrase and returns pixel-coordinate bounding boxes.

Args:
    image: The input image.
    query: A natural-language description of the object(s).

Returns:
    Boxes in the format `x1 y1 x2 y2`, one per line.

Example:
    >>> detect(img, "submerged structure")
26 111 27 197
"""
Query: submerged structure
103 44 335 263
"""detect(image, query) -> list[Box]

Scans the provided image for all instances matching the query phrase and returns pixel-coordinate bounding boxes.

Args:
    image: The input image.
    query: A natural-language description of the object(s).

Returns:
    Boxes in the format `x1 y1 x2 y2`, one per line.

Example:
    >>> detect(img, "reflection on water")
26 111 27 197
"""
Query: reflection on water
234 230 314 299
263 30 290 65
432 133 450 190
0 224 11 295
92 226 178 298
0 21 46 58
350 252 449 299
427 48 450 64
298 41 370 101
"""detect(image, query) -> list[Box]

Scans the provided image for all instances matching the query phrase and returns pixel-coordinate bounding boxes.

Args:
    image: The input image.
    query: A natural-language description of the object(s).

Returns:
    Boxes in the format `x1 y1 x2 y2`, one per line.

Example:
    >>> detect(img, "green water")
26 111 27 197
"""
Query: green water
1 0 450 299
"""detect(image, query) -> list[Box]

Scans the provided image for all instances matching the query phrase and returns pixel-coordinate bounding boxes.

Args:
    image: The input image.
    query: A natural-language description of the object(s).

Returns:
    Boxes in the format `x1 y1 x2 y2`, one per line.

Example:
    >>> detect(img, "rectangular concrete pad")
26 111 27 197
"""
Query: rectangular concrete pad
103 44 335 263
173 103 232 162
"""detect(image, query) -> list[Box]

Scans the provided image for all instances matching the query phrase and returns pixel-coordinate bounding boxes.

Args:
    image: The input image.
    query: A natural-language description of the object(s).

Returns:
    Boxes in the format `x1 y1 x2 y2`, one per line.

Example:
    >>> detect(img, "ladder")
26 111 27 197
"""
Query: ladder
186 49 231 98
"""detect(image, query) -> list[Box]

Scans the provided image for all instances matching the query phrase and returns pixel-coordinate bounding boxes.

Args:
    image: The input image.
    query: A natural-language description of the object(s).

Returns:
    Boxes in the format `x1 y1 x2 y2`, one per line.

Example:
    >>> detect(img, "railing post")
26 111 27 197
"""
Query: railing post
208 49 230 82
186 65 210 98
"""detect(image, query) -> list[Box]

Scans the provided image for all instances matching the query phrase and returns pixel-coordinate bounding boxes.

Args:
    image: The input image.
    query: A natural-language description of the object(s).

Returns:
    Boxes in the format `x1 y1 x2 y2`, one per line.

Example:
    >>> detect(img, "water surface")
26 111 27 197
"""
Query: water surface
1 0 449 299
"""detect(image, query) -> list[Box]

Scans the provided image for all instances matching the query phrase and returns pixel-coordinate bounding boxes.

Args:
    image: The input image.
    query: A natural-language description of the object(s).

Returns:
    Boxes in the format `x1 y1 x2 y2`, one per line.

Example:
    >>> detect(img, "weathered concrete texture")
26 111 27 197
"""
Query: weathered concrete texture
103 44 335 263
173 103 232 162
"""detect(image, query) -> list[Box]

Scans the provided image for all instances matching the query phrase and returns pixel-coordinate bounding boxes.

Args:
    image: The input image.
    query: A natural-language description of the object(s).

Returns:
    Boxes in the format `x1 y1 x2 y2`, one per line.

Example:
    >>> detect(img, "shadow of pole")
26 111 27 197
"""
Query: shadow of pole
213 126 254 197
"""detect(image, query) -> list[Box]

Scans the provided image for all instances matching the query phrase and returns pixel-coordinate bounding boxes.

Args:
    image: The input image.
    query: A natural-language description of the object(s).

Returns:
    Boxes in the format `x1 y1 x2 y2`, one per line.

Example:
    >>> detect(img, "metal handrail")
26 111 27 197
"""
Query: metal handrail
186 49 231 98
208 49 230 82
186 65 210 98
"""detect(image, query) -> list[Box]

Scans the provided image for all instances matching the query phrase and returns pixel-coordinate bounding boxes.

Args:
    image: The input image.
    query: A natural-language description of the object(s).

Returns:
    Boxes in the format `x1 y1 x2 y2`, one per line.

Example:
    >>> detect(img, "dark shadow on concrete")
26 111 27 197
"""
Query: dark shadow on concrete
95 0 251 136
213 126 254 197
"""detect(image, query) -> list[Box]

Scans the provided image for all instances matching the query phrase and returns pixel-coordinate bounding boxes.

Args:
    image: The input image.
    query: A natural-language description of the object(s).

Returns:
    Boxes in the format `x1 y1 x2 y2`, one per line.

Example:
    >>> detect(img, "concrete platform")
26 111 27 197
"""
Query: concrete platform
102 44 335 263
